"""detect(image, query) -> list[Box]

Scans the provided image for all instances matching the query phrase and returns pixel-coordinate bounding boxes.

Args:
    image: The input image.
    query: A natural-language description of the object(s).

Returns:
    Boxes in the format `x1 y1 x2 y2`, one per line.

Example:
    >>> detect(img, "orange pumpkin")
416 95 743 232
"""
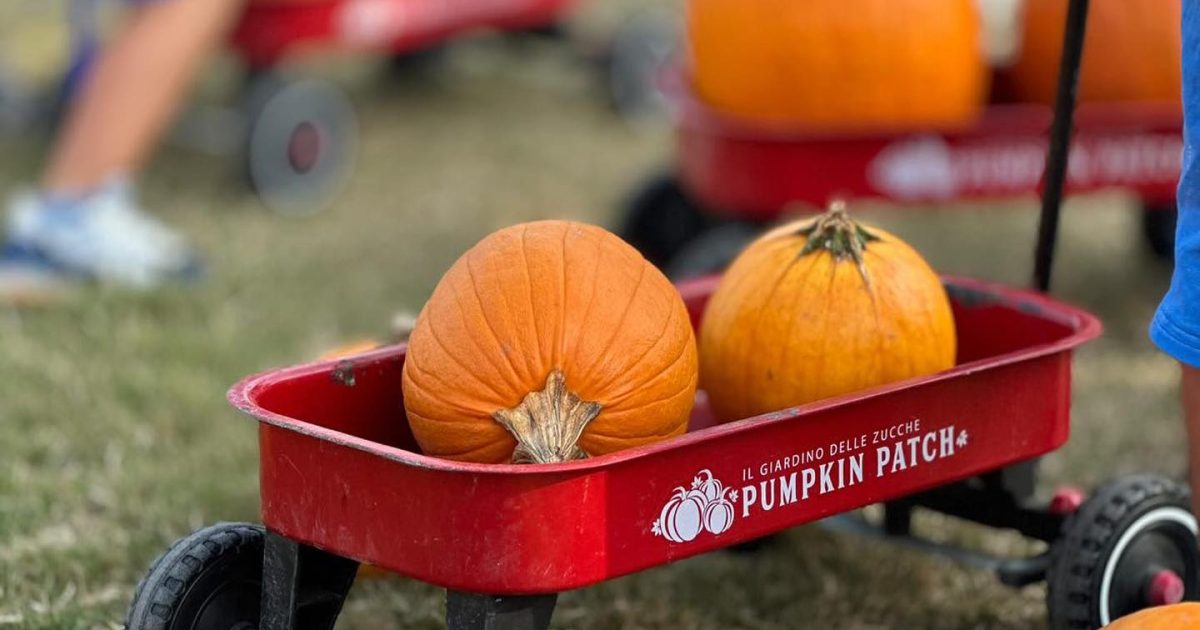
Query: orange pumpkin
686 0 987 129
699 202 956 422
402 221 699 464
1007 0 1181 105
1103 603 1200 629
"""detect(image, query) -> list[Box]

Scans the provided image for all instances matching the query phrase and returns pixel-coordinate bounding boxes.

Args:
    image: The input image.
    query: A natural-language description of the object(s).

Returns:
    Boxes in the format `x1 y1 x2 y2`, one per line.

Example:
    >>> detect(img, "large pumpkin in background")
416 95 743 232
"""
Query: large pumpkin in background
402 221 698 464
1007 0 1181 105
686 0 987 129
699 202 956 423
1102 603 1200 629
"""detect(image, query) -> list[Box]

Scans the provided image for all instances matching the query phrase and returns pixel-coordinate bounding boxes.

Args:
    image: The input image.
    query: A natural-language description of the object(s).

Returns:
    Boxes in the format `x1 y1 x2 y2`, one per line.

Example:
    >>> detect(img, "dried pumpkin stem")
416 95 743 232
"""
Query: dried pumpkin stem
795 199 879 287
492 369 602 464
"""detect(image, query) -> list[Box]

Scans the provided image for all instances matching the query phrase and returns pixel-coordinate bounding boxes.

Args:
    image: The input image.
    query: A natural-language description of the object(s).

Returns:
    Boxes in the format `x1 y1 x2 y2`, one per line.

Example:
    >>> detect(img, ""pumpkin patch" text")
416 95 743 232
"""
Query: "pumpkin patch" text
738 424 968 520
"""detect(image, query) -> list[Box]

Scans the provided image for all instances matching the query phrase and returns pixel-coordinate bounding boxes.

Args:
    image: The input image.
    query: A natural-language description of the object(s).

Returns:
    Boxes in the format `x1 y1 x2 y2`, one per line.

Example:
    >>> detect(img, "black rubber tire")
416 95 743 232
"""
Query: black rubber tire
664 222 759 281
126 522 265 630
1047 474 1199 629
1142 203 1178 262
617 171 711 270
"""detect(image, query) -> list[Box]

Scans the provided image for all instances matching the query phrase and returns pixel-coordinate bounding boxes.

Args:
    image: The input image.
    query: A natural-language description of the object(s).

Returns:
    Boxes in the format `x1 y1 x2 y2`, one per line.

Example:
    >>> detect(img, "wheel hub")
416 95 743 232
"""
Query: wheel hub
1147 569 1186 607
1048 486 1085 515
287 122 321 174
1102 507 1199 625
188 577 261 630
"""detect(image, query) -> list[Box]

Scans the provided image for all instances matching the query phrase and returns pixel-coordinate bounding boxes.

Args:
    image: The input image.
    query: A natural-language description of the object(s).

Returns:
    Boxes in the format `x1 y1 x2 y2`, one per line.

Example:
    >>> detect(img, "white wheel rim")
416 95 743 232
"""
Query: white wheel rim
1097 506 1197 626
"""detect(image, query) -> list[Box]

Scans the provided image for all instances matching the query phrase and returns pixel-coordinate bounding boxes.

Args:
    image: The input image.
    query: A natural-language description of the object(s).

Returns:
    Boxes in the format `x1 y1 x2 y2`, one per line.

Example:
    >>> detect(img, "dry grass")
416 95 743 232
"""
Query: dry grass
0 20 1187 630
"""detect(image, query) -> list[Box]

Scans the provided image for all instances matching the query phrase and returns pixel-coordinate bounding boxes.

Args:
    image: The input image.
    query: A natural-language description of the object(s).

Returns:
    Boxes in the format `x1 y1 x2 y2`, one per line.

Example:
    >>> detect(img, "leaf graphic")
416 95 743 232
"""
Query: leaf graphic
691 476 702 490
651 521 662 536
729 489 738 502
956 430 969 448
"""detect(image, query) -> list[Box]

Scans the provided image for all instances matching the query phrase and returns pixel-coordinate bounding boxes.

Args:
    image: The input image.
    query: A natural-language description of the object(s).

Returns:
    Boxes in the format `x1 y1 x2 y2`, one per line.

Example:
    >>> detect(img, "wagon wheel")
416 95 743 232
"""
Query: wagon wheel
126 522 265 630
1141 202 1177 262
242 74 358 217
1047 474 1200 629
618 171 714 270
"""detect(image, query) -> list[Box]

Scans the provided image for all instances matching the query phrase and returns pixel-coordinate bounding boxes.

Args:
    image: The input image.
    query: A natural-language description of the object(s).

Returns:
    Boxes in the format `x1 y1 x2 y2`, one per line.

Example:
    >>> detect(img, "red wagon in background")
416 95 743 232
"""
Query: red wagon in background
619 71 1185 278
228 0 577 215
177 0 673 215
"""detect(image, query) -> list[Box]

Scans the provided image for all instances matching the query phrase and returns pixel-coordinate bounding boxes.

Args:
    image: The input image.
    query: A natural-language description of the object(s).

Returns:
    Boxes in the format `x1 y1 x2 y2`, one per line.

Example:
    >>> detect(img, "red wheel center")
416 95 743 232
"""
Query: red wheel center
1048 486 1085 515
288 122 321 174
1147 569 1186 606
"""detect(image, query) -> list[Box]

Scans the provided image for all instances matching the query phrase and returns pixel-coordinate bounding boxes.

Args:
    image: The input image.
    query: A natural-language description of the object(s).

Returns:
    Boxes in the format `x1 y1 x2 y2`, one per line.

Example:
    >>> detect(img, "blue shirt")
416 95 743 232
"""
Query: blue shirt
1151 1 1200 367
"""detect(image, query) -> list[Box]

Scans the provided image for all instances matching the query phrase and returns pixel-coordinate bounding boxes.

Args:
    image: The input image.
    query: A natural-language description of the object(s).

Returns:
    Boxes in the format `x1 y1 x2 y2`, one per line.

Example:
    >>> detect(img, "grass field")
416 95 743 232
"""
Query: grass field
0 27 1190 630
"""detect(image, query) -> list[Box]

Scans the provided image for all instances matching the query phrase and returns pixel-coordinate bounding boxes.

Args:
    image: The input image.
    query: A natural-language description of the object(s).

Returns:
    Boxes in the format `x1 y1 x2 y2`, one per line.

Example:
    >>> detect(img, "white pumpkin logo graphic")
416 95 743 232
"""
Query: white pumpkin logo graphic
656 488 707 543
703 495 735 535
696 471 725 503
651 469 737 542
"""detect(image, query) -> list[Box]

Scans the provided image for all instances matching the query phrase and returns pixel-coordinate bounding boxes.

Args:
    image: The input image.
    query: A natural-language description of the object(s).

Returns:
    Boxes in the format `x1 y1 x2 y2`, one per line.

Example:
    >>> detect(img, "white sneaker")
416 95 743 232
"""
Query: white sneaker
4 182 202 289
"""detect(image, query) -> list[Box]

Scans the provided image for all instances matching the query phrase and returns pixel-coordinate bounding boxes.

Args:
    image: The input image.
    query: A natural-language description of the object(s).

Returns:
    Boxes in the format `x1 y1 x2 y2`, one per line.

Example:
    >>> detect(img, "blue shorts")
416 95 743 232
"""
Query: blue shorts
1151 1 1200 368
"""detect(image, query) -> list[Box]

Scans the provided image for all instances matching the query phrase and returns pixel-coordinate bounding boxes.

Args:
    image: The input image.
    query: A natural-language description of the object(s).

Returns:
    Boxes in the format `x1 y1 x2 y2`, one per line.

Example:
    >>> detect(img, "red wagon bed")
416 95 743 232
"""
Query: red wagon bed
665 72 1183 221
229 275 1099 595
620 72 1185 280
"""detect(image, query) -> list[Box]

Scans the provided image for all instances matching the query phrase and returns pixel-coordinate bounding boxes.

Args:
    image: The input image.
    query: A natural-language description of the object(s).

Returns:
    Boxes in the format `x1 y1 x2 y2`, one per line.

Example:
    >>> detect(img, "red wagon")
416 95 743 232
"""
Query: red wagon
125 275 1199 629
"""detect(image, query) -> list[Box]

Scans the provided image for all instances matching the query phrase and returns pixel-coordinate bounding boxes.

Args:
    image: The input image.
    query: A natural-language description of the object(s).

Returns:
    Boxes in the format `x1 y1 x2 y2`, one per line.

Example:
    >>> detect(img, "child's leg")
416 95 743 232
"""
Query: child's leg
43 0 243 195
0 0 242 293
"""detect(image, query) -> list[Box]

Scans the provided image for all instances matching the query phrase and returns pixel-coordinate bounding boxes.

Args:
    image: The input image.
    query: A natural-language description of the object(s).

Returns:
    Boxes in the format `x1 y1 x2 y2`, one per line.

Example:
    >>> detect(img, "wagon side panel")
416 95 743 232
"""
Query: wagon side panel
258 424 611 594
603 354 1072 579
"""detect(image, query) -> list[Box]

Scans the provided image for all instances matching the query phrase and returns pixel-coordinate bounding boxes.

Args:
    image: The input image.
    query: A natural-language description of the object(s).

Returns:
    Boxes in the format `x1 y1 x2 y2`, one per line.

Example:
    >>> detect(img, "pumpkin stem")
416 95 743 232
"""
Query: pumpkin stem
492 369 603 464
795 200 879 287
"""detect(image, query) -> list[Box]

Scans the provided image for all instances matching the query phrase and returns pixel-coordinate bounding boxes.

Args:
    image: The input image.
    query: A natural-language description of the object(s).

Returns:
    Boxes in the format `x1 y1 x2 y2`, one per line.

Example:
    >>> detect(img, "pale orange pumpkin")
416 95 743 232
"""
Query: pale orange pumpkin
686 0 987 129
1103 603 1200 629
699 202 956 422
402 221 699 464
1007 0 1181 105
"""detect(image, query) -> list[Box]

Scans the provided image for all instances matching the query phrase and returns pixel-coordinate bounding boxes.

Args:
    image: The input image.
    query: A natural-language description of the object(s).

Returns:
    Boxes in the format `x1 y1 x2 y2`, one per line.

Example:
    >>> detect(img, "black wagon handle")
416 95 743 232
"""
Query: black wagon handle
1033 0 1091 293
